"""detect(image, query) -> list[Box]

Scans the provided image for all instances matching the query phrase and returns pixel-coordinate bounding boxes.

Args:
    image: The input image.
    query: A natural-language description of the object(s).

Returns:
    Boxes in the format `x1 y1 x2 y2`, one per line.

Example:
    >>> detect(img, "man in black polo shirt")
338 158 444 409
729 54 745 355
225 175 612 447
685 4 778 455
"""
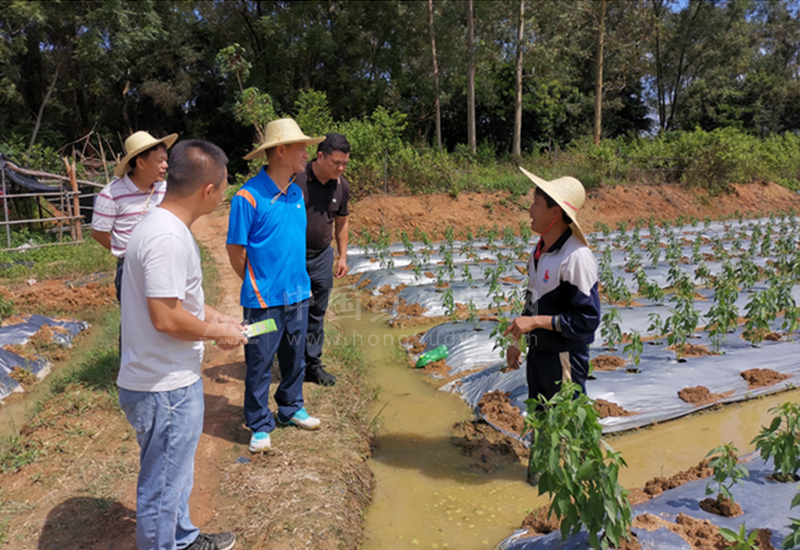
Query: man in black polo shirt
294 133 351 386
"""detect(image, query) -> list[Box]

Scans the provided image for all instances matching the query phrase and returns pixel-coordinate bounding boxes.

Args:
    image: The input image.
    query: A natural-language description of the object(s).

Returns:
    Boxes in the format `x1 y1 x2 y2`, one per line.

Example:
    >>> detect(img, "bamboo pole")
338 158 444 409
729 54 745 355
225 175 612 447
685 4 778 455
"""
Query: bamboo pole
4 160 103 188
1 168 10 248
63 157 82 242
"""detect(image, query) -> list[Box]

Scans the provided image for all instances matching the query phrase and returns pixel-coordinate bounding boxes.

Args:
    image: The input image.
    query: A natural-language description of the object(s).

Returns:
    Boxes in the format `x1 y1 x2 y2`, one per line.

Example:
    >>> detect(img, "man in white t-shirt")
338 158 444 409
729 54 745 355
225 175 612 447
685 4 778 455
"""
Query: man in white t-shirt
118 140 246 550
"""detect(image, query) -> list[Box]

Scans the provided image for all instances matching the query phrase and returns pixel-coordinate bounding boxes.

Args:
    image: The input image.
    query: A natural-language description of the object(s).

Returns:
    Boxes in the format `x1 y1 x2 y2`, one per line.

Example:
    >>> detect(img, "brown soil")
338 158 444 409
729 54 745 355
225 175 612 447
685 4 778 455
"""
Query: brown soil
698 496 744 517
451 420 528 473
10 365 38 386
515 265 528 275
764 331 783 341
755 529 776 550
678 386 734 406
633 513 727 550
1 314 29 327
400 332 427 354
740 368 791 389
500 277 523 285
641 459 713 498
668 342 713 357
424 271 435 278
421 358 451 377
9 279 117 314
29 325 69 361
348 182 800 239
594 398 637 418
520 506 560 536
3 343 38 362
477 390 525 434
592 354 627 371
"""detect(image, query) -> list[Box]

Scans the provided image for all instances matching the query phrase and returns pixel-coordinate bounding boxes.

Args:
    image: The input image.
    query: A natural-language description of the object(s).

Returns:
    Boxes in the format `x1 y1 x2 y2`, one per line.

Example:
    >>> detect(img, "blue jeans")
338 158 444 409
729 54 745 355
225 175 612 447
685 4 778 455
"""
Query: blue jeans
119 379 204 550
244 300 309 433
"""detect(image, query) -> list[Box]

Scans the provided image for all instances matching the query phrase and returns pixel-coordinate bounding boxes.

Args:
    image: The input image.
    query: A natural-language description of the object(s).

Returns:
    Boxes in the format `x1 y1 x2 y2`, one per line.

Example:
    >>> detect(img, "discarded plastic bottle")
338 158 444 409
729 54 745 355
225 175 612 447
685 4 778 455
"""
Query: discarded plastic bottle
415 344 449 368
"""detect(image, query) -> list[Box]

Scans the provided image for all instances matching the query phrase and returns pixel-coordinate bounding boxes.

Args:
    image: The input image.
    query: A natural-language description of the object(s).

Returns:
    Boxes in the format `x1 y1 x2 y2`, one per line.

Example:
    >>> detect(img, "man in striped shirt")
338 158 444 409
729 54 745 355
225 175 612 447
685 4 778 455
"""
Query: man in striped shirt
91 131 178 301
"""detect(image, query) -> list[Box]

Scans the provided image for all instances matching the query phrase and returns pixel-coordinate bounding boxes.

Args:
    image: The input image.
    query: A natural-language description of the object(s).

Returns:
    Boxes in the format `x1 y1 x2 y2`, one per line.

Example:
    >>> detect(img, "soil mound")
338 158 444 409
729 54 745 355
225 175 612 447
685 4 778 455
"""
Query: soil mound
451 420 527 473
699 496 743 518
764 331 782 341
500 277 523 285
478 390 524 434
400 332 426 354
520 506 561 536
642 459 713 497
633 512 727 550
421 358 450 377
740 368 791 389
592 354 626 371
678 386 733 406
668 342 712 357
594 398 637 418
11 279 116 314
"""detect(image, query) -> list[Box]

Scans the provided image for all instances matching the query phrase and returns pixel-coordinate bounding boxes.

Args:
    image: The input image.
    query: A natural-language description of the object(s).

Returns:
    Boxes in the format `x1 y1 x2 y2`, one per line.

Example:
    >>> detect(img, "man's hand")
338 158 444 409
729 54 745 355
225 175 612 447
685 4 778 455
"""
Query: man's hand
213 322 248 350
504 316 539 339
335 256 349 278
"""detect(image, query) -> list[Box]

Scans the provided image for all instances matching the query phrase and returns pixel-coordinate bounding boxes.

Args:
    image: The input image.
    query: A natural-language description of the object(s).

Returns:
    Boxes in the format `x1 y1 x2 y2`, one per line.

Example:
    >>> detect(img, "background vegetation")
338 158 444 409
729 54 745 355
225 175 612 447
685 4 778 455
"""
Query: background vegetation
2 0 800 195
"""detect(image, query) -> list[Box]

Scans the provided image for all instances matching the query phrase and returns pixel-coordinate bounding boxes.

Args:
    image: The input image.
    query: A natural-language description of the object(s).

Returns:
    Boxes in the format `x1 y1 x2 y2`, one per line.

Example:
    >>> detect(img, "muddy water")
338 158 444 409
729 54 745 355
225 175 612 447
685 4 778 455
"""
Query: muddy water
344 312 800 549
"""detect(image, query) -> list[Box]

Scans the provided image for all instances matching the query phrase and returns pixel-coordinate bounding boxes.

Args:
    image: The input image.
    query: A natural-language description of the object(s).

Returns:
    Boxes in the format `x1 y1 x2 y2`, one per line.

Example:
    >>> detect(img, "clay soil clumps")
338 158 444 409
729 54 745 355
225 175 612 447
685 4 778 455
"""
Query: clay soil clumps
594 398 637 418
740 368 791 389
592 354 627 371
477 390 525 434
451 420 527 473
633 513 727 550
668 342 713 357
678 386 733 406
699 496 743 518
641 459 713 498
400 332 426 354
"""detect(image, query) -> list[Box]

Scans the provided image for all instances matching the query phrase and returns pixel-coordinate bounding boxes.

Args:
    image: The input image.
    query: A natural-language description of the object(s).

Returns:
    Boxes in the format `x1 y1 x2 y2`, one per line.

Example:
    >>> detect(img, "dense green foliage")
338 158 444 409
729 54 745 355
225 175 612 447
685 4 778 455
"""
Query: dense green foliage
524 381 633 550
2 0 800 195
752 402 800 482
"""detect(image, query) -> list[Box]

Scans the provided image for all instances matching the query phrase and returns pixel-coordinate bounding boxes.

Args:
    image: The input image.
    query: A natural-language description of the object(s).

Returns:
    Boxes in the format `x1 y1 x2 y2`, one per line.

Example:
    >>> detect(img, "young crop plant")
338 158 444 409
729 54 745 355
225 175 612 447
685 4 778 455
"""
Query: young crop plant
523 381 633 550
784 492 800 549
705 279 739 354
647 313 666 344
624 251 643 273
519 220 532 241
703 216 712 231
461 263 474 285
646 237 661 268
466 299 479 327
691 234 703 264
718 524 760 550
760 230 772 257
442 286 457 321
751 402 800 482
601 308 623 351
444 225 456 250
705 442 749 508
666 281 700 360
630 226 641 250
743 287 778 347
623 330 643 367
491 317 518 359
400 231 416 260
712 236 728 262
359 227 373 257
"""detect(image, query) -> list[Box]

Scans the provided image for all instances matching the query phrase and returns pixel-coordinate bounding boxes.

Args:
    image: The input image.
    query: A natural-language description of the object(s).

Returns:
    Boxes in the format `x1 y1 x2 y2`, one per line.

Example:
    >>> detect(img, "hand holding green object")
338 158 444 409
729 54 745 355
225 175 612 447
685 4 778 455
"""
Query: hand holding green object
243 318 277 338
415 345 449 368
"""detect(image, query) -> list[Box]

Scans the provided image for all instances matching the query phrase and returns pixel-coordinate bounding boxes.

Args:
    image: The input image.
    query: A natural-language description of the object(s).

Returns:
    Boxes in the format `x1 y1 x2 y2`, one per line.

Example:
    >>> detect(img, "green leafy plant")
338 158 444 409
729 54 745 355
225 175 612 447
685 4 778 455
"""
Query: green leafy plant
623 331 643 367
784 491 800 549
647 312 666 345
705 278 739 354
751 402 800 482
705 442 748 506
719 524 759 550
601 308 623 351
523 381 633 550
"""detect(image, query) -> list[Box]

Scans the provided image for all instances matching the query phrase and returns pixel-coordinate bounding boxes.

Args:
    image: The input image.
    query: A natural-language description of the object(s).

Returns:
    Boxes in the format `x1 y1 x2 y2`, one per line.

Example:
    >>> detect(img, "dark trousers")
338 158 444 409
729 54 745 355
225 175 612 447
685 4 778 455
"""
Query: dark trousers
526 348 589 408
243 300 309 434
305 247 334 370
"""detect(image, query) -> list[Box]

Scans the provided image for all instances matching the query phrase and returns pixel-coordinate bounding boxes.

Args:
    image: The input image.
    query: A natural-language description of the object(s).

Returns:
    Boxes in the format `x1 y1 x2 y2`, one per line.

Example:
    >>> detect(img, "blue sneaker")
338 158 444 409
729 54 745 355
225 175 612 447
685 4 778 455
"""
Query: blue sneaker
248 431 271 453
281 407 321 431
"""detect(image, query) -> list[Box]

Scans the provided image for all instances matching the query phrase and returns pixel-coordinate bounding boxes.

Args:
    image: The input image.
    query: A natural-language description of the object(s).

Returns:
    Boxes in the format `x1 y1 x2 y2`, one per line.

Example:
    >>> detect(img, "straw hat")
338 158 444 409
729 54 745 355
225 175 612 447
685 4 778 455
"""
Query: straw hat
519 166 589 247
114 131 178 177
243 118 324 161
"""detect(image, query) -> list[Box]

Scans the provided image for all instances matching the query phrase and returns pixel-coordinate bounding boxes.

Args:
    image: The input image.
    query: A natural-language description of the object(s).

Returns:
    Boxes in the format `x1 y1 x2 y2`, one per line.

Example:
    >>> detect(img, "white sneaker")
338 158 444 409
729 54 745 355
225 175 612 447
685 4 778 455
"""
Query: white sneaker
249 431 271 452
285 407 321 431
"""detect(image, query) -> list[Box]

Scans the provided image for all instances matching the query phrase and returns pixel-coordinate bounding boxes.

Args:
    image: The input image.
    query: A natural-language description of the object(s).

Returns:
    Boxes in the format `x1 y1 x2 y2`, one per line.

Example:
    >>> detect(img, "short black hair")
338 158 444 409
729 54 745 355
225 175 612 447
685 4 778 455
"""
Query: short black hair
167 140 228 197
129 143 168 171
317 132 351 156
534 187 572 224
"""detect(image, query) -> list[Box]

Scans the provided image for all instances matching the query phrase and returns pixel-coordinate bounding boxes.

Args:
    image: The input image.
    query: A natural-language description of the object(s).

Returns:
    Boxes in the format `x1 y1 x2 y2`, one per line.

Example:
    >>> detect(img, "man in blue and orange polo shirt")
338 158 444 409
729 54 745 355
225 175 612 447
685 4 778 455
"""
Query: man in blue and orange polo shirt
226 118 324 453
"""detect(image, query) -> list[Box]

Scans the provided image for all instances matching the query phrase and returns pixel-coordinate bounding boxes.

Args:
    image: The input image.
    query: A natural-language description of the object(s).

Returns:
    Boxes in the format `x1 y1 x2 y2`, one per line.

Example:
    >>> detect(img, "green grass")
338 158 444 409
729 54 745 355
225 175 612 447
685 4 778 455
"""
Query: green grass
0 229 115 283
198 242 222 308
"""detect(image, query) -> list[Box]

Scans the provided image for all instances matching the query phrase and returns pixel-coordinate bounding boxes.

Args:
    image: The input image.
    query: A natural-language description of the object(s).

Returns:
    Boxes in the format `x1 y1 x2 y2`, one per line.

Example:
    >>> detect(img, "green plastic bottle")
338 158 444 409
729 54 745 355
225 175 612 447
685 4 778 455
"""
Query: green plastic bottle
415 344 449 368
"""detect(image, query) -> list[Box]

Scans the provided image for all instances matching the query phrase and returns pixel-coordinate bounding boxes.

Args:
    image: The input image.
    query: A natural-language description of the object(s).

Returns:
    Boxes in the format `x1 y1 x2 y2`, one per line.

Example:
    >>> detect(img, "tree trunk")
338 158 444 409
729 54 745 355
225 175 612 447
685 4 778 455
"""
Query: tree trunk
28 62 61 152
513 0 525 159
593 0 608 146
429 0 442 150
653 0 667 130
466 0 476 155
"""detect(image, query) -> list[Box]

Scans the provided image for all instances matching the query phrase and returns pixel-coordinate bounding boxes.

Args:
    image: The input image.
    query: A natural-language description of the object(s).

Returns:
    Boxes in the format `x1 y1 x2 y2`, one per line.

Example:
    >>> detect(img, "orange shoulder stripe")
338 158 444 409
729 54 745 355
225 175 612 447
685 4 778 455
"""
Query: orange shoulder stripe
235 189 257 208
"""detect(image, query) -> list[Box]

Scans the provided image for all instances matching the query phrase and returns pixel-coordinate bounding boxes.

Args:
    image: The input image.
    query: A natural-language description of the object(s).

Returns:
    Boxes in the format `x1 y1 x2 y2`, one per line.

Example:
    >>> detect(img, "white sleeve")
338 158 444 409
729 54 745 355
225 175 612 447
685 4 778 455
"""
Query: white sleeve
561 247 598 296
141 233 189 301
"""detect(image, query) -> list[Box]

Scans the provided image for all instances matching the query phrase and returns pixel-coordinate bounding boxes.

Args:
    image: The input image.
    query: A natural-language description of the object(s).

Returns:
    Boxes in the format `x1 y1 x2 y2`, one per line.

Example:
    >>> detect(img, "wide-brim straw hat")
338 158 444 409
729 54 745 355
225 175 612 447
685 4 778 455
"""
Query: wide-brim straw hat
114 131 178 177
243 118 325 161
519 166 589 247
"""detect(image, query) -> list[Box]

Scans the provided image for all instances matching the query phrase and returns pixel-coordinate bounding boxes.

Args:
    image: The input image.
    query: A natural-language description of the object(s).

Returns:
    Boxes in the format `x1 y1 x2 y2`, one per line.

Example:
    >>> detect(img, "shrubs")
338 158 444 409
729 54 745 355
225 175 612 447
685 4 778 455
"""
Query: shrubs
752 402 800 482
